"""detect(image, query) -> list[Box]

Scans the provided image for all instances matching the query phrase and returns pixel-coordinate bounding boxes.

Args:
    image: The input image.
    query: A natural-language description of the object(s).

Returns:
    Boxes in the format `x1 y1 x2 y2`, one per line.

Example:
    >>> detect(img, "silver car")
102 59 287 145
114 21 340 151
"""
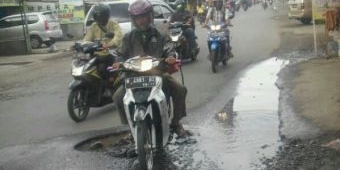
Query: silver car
0 11 63 48
84 0 174 36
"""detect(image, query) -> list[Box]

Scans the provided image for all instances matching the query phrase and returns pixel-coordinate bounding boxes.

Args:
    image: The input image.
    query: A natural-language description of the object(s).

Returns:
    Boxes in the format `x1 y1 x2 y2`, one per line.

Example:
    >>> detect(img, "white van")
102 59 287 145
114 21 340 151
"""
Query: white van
288 0 312 24
84 0 174 35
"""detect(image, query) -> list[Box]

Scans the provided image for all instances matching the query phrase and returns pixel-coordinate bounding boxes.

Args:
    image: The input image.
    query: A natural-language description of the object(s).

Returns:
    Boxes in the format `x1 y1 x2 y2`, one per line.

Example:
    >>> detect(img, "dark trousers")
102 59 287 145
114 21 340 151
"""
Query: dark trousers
113 73 187 125
183 28 198 53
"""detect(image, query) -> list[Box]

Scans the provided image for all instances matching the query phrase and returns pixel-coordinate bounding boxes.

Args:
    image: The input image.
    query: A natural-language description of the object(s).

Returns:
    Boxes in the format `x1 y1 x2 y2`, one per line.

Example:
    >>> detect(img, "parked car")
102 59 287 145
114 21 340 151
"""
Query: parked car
0 11 63 49
84 0 174 36
288 0 312 24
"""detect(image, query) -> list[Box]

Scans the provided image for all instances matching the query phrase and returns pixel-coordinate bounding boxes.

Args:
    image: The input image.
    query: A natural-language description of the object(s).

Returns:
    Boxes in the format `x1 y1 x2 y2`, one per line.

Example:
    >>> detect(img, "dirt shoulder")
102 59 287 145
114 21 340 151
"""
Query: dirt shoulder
263 58 340 170
262 4 340 169
283 58 340 131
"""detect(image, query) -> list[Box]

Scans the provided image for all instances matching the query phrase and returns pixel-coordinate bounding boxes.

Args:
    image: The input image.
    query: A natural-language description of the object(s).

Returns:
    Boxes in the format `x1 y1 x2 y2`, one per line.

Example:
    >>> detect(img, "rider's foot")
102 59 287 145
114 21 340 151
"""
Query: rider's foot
171 123 193 138
195 47 200 55
229 52 234 58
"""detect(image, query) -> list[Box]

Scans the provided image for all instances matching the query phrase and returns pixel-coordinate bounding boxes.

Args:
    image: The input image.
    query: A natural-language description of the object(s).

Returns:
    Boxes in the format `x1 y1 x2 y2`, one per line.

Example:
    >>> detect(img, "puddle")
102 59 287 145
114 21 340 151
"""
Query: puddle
73 58 290 170
195 57 289 170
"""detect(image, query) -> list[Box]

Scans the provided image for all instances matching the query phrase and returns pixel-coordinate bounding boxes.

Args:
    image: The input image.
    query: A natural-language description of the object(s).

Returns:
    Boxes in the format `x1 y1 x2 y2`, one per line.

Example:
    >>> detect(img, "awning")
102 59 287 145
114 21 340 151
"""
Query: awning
0 0 20 6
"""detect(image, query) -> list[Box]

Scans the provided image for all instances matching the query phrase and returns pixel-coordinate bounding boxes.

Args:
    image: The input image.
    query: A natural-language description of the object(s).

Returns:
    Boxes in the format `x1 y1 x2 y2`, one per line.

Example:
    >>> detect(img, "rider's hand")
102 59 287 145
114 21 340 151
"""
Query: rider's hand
165 56 176 64
112 62 121 69
101 42 109 49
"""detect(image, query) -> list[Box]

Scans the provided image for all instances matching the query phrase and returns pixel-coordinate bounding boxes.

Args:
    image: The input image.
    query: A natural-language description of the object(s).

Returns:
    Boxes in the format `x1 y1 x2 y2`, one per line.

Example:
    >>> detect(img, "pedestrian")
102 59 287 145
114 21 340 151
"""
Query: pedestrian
197 2 205 25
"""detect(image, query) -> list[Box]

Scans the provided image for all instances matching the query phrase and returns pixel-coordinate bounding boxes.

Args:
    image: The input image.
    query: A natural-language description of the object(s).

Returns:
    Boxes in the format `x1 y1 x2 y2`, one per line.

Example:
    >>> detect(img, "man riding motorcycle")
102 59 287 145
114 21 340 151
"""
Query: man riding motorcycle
83 3 123 96
83 3 123 76
112 0 191 138
170 0 199 58
204 0 233 58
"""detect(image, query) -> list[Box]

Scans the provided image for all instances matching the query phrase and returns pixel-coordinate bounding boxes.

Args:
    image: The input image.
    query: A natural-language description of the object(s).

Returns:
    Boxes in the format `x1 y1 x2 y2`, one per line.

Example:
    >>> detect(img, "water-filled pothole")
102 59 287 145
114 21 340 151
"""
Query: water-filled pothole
74 131 135 157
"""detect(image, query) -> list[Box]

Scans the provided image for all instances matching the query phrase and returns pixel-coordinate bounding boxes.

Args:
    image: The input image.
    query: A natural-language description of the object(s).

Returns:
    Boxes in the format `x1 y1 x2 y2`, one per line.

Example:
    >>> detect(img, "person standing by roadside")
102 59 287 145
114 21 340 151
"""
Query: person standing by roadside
197 2 205 25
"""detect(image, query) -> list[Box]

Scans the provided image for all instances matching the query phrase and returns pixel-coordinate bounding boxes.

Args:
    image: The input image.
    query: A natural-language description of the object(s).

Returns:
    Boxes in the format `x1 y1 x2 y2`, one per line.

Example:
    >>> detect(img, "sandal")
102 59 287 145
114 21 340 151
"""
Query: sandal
171 123 193 138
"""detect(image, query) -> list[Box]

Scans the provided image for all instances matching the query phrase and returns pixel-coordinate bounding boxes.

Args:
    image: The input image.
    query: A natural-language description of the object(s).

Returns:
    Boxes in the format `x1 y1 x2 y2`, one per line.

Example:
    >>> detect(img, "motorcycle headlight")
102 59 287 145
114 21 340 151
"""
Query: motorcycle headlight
123 57 159 72
140 59 153 71
171 35 180 42
210 25 221 31
71 65 84 76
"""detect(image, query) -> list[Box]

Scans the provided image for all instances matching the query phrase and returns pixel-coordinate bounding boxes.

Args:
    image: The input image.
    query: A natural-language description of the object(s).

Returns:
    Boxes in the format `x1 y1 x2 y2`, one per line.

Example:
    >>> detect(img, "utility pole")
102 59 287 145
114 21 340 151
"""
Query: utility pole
312 0 318 57
20 0 32 54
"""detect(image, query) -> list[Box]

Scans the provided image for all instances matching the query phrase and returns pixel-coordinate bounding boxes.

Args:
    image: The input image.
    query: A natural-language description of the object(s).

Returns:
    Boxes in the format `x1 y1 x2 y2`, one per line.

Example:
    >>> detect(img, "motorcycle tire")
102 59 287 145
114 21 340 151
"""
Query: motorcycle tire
191 48 199 61
67 88 90 122
222 58 228 65
137 121 153 170
242 4 248 11
210 51 218 73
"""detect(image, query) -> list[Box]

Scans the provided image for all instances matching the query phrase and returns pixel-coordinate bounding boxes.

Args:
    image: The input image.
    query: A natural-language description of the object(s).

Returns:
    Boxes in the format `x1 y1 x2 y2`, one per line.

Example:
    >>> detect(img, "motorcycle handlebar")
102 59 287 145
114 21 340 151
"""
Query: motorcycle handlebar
106 58 182 73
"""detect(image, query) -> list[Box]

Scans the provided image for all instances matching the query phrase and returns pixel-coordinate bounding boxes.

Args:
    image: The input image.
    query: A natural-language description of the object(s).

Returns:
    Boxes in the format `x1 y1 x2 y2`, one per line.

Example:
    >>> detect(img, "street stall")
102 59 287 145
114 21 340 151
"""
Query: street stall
322 0 340 57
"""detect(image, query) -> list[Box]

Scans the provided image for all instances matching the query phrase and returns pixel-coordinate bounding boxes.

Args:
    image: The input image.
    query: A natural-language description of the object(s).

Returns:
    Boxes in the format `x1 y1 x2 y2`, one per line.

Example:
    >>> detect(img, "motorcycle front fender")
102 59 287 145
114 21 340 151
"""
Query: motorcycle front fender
68 80 82 90
210 41 219 51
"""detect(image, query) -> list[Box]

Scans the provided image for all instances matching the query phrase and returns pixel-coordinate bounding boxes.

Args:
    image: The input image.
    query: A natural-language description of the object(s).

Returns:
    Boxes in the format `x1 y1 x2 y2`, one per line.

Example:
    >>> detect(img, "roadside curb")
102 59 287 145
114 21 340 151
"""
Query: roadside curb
0 50 72 65
41 50 73 61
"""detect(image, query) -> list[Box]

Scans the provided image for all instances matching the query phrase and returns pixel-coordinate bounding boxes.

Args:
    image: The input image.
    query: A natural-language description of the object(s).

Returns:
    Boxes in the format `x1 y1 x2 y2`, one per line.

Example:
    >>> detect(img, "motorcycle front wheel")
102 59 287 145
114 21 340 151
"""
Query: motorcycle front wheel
137 121 153 170
67 88 90 122
210 51 218 73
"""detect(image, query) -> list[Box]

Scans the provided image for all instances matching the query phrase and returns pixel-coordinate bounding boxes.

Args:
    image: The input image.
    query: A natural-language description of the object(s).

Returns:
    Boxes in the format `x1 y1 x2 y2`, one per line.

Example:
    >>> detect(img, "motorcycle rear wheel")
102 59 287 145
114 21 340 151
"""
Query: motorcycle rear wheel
137 121 154 170
210 51 218 73
67 88 90 122
222 58 228 65
191 47 199 61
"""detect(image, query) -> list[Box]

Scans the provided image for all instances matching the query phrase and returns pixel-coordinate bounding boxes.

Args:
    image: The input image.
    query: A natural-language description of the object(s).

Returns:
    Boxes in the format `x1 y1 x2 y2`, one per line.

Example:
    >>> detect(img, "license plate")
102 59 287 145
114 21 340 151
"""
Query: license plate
125 76 157 89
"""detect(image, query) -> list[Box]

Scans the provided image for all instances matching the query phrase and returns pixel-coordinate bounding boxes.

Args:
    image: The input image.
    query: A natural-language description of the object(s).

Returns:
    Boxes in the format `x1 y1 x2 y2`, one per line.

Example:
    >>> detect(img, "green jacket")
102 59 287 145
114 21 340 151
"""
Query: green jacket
117 26 174 62
83 20 123 48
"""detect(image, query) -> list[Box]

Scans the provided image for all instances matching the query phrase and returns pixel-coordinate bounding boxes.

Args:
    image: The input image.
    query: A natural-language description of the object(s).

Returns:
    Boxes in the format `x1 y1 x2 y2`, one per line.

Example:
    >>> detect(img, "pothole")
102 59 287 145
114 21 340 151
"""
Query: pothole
74 131 136 158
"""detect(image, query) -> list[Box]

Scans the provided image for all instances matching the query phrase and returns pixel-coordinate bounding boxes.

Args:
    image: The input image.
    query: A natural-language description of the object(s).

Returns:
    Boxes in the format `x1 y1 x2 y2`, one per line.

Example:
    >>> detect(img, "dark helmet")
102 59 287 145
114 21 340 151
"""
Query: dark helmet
92 3 111 26
175 0 186 11
213 0 223 10
128 0 154 31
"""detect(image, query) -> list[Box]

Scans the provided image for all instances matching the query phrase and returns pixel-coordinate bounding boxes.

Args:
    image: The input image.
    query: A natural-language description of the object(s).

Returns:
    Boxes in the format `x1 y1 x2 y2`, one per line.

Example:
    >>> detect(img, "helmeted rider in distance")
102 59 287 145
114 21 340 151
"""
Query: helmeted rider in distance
83 3 123 96
170 0 199 59
111 0 191 138
204 0 234 58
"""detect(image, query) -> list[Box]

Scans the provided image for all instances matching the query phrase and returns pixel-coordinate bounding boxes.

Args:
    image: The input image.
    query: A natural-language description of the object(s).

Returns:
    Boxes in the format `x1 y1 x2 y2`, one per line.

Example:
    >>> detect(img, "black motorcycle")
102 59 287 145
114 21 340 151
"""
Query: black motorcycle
67 40 120 122
168 22 199 62
262 0 268 9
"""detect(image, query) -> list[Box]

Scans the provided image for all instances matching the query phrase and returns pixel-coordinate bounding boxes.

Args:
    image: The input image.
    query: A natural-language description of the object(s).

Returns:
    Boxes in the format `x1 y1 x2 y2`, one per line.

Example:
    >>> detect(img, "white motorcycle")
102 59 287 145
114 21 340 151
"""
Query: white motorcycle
109 55 181 170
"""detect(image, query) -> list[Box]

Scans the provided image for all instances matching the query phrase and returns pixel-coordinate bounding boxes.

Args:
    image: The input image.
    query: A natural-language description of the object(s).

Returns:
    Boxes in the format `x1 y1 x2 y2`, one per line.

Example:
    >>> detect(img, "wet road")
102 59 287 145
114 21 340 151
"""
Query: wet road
0 3 310 170
0 4 281 149
0 56 288 170
184 58 287 169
